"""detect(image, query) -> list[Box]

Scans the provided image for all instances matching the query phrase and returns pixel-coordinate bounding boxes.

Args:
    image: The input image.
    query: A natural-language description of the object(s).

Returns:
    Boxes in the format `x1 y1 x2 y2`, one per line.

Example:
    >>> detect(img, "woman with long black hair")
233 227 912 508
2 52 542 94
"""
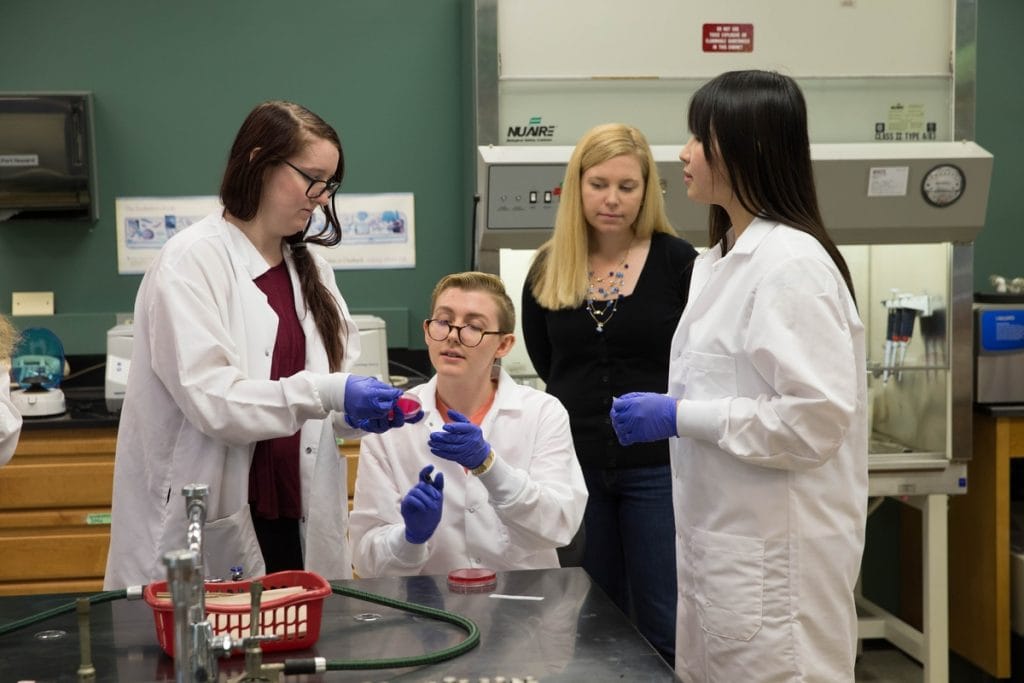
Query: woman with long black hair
612 71 867 680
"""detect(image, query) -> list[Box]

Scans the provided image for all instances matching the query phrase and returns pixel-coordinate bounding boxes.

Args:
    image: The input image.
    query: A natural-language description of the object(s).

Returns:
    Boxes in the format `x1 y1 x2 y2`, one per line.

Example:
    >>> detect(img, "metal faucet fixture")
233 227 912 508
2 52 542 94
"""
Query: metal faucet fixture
163 485 232 683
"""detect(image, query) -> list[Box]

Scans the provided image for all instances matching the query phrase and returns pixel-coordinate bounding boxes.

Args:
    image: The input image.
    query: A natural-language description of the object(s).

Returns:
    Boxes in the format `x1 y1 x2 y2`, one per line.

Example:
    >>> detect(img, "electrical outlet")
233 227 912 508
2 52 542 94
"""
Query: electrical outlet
12 291 54 316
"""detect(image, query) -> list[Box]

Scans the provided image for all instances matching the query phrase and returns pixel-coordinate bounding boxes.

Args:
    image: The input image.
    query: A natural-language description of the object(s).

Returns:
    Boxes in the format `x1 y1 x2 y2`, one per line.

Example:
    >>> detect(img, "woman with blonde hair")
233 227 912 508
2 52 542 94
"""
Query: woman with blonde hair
0 315 22 466
522 123 697 663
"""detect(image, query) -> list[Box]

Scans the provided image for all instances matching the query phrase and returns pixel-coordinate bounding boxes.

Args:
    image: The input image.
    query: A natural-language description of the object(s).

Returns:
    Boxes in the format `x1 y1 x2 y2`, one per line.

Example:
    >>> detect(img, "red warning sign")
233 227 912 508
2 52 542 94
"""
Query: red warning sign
702 24 754 52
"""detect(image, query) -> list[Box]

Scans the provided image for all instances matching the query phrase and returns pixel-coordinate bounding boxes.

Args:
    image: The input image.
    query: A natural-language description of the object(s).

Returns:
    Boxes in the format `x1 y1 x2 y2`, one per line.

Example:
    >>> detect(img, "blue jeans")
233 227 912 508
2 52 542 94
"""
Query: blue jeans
581 464 677 663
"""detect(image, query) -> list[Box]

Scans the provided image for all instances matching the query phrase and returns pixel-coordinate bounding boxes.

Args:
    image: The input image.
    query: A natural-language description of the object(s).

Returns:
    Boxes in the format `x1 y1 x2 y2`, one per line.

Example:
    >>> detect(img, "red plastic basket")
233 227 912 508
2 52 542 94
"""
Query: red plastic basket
143 570 331 657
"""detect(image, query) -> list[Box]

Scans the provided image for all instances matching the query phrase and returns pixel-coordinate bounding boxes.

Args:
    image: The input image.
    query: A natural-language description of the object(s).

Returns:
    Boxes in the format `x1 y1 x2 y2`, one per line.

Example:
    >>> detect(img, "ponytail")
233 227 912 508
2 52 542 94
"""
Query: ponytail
289 242 345 372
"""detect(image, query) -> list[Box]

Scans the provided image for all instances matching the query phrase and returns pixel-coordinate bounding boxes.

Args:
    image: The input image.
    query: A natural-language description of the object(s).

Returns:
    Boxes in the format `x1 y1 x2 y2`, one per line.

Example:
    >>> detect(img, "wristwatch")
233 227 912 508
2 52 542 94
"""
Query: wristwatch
470 450 496 476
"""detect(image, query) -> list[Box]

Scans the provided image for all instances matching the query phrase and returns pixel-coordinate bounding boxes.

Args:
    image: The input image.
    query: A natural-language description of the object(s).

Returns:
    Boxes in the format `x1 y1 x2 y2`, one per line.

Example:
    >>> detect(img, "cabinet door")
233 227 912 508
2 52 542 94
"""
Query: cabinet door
0 428 115 595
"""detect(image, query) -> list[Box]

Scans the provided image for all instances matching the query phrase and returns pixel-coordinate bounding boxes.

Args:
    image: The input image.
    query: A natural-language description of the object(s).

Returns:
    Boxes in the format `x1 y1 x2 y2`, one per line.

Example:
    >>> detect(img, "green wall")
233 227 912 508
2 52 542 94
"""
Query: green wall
974 0 1024 292
2 0 1020 354
0 0 474 353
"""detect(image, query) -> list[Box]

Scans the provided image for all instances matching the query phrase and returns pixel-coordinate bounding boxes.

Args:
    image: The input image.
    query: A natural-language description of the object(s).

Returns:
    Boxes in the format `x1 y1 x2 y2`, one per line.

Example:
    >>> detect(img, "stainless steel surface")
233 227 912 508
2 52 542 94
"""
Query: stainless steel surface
475 142 994 268
951 244 974 462
166 485 221 683
955 0 978 141
867 462 967 498
0 568 679 682
163 549 202 683
473 0 499 146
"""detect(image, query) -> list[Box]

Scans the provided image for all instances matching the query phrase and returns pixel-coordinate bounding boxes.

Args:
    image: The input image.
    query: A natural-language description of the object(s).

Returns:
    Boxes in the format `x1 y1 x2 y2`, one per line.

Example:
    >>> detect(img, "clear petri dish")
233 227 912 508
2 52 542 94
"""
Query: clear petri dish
34 629 67 641
353 612 382 622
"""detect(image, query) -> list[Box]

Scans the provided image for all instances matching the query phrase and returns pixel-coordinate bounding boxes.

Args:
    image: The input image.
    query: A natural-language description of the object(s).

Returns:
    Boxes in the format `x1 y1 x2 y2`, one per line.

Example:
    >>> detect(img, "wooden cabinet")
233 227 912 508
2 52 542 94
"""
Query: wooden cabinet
0 429 360 596
948 411 1024 678
0 427 116 596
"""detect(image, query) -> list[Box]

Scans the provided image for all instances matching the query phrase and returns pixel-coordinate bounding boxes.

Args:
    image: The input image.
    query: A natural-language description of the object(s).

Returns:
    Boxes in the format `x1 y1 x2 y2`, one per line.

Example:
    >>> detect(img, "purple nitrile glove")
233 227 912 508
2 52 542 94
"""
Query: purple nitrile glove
345 410 404 434
427 410 491 470
610 392 678 446
344 375 401 421
344 395 427 432
401 464 445 544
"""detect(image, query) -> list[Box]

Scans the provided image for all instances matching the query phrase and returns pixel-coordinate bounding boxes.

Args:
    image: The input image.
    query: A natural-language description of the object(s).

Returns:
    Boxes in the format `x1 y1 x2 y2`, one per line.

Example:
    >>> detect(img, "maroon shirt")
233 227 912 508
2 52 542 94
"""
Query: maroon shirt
249 261 306 519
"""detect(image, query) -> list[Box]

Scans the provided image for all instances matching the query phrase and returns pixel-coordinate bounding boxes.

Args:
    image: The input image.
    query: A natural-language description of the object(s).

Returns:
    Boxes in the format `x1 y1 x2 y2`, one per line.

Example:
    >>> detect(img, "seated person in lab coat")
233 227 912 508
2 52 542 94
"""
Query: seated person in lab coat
350 272 588 577
0 314 22 466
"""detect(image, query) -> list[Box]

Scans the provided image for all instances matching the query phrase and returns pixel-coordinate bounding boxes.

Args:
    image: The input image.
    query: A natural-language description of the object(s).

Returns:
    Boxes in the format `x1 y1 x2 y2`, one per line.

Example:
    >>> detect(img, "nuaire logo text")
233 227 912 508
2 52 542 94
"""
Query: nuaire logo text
506 116 556 143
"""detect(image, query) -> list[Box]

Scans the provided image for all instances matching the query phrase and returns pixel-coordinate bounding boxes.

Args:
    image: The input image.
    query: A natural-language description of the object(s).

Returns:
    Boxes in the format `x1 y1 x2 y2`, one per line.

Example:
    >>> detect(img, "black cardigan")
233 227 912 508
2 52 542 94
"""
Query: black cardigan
521 232 698 469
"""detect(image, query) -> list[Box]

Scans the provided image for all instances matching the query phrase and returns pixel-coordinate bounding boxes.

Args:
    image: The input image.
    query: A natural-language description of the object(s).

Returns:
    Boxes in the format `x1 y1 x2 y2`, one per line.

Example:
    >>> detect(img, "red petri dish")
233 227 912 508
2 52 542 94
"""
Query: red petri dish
447 567 497 594
387 394 422 421
395 394 422 419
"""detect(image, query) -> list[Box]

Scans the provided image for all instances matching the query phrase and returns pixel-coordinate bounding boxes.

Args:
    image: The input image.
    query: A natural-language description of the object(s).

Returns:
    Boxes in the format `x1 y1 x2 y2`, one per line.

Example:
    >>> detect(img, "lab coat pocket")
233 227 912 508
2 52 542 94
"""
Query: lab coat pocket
203 504 266 580
680 351 737 401
693 528 764 641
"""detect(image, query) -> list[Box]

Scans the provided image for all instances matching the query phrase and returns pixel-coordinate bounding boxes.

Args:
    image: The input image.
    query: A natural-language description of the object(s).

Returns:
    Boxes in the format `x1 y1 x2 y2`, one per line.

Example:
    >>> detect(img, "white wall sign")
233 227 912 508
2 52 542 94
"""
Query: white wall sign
309 192 416 270
114 196 222 274
115 193 415 274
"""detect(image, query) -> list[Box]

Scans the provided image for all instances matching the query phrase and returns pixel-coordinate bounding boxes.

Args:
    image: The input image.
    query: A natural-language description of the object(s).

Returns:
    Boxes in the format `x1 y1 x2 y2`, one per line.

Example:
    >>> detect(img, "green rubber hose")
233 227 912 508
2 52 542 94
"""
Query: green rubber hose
302 582 481 671
0 589 128 638
0 583 480 674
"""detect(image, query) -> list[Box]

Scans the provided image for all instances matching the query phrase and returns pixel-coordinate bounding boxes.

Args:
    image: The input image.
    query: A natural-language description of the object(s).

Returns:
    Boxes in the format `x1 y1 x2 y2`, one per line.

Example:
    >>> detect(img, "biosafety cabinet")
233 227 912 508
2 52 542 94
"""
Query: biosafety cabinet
471 0 990 491
476 142 992 496
471 1 991 680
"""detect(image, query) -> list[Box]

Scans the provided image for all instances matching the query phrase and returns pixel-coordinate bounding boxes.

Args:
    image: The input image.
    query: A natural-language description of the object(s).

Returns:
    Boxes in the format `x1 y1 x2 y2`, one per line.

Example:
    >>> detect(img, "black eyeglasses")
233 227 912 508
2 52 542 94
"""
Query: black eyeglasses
282 160 341 198
425 319 508 348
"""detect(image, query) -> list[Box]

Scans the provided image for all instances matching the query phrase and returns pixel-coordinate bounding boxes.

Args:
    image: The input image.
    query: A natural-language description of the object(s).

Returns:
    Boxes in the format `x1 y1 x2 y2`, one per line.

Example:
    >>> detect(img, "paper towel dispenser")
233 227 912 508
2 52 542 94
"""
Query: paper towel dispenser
0 92 97 221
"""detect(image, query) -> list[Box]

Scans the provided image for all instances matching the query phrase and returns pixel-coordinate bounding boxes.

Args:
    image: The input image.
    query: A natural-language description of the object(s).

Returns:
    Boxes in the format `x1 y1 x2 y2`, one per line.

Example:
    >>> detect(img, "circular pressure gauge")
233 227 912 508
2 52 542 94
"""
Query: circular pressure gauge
921 163 965 207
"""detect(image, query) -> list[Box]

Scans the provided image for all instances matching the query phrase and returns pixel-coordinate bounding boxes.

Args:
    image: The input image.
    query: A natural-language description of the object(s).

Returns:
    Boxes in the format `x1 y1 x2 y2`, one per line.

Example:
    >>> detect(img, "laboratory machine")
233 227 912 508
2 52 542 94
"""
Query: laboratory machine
973 296 1024 405
10 327 67 417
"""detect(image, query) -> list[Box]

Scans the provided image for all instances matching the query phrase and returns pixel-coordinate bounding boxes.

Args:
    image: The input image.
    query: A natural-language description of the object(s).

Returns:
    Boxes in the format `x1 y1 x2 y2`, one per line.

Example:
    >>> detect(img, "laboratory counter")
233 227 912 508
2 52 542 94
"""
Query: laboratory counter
0 566 680 682
17 386 119 431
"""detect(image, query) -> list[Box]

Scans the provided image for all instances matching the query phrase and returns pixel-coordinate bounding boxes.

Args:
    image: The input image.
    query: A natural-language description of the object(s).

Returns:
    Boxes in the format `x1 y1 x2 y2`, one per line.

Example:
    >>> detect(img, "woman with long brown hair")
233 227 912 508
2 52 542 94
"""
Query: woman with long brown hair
105 101 419 588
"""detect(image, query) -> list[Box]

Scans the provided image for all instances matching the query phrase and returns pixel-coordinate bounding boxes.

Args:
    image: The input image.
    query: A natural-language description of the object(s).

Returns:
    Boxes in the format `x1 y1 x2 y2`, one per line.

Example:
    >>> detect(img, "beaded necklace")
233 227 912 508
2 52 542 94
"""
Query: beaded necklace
585 241 632 333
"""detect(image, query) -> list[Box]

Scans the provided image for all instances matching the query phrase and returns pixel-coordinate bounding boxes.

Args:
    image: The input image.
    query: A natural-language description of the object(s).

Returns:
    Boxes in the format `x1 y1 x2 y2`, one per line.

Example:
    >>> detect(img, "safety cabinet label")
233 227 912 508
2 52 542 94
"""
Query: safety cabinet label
979 310 1024 351
703 24 753 52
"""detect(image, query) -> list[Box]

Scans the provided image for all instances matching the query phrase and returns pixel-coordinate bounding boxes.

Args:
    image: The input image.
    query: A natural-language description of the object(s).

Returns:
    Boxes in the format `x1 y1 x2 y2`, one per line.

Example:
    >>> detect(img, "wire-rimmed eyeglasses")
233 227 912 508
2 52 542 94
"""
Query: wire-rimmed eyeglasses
424 319 509 347
282 160 341 198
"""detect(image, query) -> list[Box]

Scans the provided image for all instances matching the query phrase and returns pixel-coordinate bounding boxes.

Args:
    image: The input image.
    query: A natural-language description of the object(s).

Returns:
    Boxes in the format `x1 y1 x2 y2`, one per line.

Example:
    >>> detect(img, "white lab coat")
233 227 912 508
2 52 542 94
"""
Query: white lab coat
0 379 21 466
668 219 867 682
104 212 364 589
350 367 587 577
